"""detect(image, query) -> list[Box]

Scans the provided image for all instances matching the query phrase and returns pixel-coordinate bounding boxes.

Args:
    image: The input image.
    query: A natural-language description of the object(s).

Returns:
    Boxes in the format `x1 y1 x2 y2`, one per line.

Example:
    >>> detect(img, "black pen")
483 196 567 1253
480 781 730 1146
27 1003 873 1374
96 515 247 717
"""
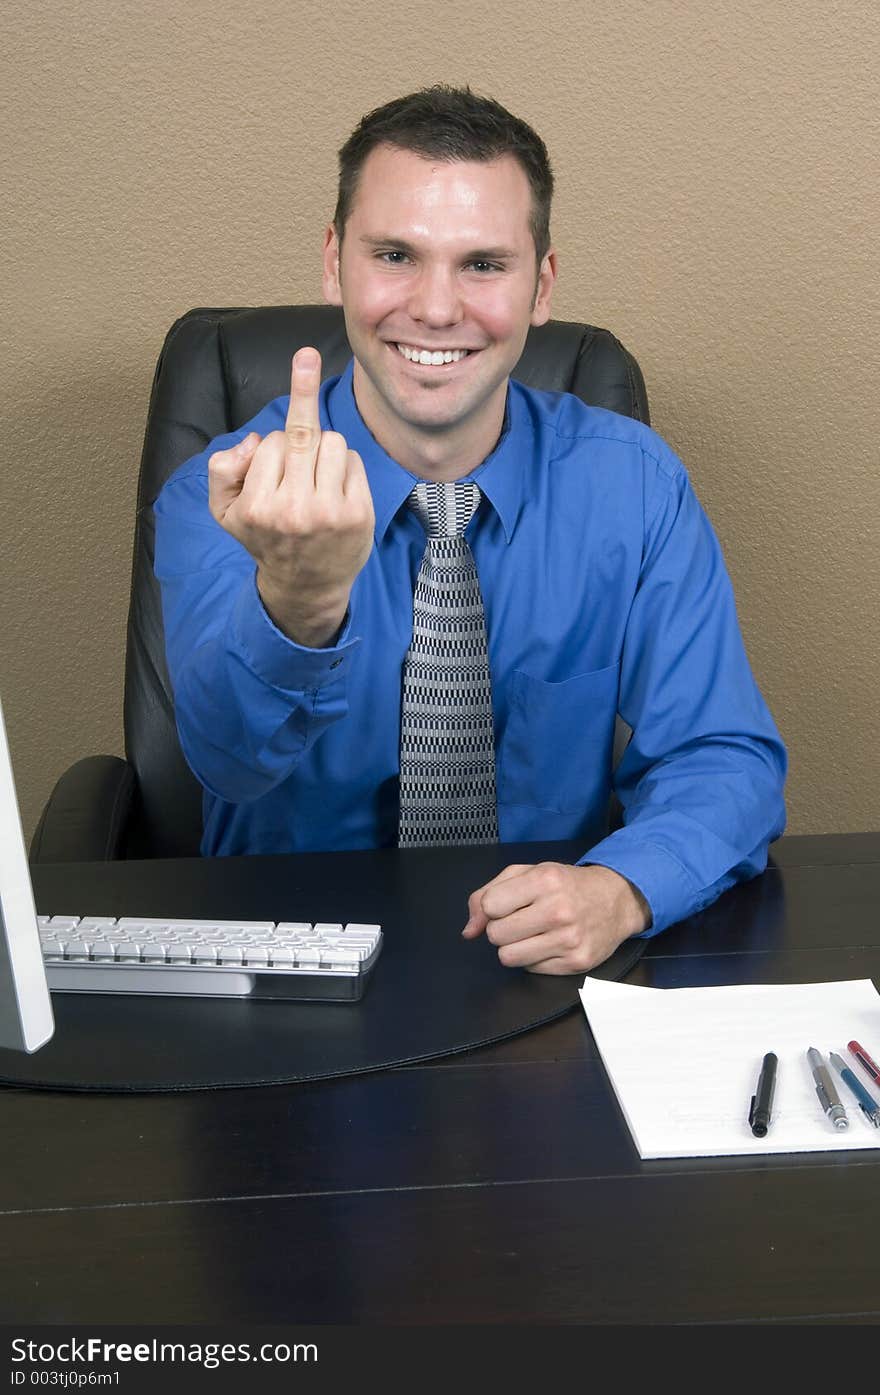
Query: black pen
749 1052 777 1137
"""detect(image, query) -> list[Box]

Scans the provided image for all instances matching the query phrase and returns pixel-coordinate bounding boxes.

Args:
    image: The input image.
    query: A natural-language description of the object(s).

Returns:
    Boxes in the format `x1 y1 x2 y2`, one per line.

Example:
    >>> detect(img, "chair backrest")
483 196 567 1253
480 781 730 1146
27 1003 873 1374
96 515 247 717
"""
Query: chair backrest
125 304 650 856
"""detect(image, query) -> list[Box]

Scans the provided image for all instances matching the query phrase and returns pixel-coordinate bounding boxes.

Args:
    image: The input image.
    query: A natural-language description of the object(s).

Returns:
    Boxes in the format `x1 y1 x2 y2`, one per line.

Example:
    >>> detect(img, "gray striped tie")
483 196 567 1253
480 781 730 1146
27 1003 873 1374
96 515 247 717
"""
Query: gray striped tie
398 480 499 848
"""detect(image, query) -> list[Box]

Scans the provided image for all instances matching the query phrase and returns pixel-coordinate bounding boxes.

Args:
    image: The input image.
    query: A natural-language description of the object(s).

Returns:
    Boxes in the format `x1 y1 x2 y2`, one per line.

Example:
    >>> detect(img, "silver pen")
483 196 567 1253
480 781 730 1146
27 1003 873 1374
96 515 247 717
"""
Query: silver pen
807 1047 848 1130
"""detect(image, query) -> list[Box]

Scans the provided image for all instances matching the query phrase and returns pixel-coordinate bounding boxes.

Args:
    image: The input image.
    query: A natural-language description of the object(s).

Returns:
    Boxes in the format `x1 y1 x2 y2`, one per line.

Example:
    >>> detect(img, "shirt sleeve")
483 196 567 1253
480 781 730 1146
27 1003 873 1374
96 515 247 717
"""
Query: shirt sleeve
579 441 787 935
153 449 362 802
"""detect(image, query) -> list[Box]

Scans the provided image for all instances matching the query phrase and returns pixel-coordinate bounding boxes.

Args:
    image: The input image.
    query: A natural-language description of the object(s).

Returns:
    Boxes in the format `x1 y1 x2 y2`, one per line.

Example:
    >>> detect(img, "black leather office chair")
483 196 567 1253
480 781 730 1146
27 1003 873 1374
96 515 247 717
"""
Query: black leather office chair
30 304 649 862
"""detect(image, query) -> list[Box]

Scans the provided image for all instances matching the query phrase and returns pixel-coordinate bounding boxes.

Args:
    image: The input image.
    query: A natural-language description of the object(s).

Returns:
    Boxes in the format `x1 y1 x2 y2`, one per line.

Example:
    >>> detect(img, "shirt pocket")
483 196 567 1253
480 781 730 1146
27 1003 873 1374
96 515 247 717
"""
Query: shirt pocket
497 662 621 814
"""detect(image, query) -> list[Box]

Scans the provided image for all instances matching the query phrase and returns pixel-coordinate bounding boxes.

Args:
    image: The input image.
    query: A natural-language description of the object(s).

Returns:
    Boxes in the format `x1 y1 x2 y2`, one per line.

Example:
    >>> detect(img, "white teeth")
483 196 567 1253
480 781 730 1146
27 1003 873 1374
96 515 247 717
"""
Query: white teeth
395 344 471 365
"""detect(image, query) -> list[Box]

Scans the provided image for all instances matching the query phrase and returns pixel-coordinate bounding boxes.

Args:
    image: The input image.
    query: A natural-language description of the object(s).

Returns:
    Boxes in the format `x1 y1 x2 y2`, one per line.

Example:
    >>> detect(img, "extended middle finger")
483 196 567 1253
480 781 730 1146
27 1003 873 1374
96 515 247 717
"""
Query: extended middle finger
284 347 323 469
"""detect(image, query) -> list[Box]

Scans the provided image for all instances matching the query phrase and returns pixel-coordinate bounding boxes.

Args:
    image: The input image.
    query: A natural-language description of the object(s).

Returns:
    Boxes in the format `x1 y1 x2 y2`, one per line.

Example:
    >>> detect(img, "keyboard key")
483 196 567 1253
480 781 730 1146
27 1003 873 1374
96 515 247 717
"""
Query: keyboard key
323 947 362 968
294 946 321 967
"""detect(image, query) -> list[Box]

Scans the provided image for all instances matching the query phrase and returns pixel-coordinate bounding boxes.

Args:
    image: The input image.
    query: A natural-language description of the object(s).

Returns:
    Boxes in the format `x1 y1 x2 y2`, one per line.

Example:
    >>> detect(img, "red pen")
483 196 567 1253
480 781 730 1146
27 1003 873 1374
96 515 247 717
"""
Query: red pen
847 1040 880 1087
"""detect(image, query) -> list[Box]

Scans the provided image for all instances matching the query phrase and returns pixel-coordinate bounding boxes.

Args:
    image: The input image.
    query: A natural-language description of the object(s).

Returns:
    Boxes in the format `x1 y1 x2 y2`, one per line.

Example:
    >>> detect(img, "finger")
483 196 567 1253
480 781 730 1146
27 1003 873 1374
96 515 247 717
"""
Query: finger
496 931 581 971
342 452 377 533
237 430 287 503
342 448 372 502
461 864 533 937
311 430 350 501
208 433 260 522
462 864 522 935
484 904 550 947
479 865 545 921
284 347 323 473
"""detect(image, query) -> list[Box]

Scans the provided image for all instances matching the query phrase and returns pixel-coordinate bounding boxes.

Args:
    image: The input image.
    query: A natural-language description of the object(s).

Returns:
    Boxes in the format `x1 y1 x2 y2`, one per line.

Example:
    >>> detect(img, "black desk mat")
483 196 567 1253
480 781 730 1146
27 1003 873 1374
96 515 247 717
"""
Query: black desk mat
0 842 645 1092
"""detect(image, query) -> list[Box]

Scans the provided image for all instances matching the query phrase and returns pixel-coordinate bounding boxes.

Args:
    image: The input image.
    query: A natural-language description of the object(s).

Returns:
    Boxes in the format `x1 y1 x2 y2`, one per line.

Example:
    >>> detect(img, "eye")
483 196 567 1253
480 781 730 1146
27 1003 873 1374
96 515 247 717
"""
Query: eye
375 251 503 273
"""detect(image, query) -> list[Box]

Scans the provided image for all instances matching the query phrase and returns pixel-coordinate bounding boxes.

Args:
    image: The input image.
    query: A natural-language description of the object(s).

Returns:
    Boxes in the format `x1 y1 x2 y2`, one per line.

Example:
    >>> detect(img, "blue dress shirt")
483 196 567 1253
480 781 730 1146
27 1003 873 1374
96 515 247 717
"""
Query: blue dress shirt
154 357 786 935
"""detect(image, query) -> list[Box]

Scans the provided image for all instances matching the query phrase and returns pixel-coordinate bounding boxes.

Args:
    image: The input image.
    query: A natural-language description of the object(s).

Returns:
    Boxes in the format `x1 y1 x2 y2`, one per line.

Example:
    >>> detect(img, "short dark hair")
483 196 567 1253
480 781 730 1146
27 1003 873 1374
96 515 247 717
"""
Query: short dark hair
333 84 554 271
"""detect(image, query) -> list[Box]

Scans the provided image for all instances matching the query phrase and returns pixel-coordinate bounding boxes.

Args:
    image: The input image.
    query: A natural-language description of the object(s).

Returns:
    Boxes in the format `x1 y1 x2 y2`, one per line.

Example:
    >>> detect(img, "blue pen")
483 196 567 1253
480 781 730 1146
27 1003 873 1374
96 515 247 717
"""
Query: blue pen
829 1052 880 1128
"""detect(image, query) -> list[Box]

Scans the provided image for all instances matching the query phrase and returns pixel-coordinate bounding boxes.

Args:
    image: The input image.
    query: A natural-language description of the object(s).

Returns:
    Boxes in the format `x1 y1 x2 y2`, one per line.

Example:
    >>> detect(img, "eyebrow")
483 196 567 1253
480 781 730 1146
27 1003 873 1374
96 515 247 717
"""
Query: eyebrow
358 235 519 261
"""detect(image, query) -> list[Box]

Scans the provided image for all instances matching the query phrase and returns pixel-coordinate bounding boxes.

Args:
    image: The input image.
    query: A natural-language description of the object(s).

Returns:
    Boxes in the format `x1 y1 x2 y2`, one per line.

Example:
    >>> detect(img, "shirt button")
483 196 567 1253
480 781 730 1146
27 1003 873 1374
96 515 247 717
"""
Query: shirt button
330 658 343 669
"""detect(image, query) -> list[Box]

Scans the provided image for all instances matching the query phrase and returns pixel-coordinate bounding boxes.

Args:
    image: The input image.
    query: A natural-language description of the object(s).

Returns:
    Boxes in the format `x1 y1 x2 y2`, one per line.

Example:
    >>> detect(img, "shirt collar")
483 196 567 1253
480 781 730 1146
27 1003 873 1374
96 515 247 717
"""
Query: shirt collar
322 357 528 543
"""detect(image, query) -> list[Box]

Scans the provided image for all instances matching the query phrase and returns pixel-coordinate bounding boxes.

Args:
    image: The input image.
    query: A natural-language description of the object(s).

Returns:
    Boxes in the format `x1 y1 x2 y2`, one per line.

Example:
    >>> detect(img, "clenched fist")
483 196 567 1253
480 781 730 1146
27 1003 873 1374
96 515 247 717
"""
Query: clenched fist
462 862 651 973
208 347 375 647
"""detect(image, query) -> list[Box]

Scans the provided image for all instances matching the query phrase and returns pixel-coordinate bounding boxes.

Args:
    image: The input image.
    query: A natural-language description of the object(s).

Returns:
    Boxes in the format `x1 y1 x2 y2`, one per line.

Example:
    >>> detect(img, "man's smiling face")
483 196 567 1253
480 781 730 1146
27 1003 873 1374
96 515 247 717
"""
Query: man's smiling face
322 143 557 475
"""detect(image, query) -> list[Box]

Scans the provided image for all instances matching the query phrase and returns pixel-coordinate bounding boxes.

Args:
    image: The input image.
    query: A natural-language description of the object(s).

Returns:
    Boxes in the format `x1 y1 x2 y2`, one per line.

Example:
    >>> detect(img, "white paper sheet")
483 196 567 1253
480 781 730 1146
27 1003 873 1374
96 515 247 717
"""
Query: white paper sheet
578 976 880 1158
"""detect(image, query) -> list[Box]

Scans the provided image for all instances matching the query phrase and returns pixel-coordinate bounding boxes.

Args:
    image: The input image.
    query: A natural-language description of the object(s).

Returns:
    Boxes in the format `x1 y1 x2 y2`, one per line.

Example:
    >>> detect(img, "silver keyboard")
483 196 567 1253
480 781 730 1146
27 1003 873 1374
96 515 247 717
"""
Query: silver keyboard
38 915 383 1002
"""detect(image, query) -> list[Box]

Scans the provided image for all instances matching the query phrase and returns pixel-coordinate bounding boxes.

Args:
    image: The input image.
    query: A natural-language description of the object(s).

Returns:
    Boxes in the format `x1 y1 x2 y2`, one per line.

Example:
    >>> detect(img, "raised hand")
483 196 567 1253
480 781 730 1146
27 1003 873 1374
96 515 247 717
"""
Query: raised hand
208 347 375 647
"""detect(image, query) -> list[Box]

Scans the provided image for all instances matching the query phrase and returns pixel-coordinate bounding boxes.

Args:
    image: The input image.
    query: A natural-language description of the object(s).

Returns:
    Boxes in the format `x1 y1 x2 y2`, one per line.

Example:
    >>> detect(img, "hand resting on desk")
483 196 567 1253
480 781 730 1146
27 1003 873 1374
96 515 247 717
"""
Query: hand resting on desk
462 862 651 974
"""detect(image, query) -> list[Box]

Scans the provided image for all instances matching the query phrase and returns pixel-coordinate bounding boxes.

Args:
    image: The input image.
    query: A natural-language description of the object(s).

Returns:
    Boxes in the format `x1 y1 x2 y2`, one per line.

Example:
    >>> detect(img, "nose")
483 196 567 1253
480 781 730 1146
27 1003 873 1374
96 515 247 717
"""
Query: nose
406 262 464 328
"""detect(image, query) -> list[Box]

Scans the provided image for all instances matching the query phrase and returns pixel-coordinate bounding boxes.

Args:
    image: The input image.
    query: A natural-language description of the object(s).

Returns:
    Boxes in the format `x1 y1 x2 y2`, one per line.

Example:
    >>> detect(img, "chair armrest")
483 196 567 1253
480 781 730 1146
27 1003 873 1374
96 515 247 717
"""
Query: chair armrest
29 756 137 863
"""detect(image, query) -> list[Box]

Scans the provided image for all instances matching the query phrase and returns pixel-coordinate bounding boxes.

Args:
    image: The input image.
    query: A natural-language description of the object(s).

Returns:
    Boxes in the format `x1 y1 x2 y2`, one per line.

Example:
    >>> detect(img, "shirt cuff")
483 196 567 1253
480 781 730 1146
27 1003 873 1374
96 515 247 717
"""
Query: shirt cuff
229 572 361 692
576 834 703 937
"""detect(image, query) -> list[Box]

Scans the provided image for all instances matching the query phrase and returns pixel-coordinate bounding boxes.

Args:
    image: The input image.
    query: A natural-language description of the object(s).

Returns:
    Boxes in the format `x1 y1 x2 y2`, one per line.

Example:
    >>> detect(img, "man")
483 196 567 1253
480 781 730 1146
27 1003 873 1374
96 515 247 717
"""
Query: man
154 85 787 975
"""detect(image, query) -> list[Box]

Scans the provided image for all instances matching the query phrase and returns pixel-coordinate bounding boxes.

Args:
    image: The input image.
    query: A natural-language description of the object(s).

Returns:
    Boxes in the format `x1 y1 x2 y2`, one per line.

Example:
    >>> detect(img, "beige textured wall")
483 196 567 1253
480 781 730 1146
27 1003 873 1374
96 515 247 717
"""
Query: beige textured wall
2 0 878 843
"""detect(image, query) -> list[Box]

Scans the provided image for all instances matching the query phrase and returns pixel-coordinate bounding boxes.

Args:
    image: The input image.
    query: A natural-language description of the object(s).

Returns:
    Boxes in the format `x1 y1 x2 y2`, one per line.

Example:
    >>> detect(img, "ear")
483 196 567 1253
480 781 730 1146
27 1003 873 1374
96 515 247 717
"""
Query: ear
529 248 558 327
322 223 342 305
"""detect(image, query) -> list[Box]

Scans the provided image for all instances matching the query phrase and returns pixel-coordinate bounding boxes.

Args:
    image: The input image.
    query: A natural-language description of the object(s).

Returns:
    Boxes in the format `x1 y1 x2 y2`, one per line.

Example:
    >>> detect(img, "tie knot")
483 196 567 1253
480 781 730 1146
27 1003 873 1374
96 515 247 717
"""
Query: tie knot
408 480 482 537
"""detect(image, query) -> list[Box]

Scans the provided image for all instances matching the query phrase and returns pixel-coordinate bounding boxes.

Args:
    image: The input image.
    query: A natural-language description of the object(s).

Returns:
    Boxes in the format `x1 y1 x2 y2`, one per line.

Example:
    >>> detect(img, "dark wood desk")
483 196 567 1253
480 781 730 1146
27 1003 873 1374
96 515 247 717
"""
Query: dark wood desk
3 832 880 1326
